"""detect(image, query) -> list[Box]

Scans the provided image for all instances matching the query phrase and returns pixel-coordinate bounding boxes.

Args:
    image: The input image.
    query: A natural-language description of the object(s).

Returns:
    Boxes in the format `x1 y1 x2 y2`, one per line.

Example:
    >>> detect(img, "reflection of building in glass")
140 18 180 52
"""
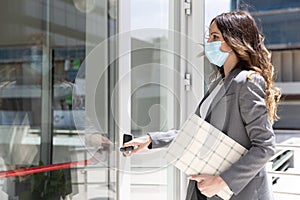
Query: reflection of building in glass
0 0 115 199
131 36 170 136
0 46 85 128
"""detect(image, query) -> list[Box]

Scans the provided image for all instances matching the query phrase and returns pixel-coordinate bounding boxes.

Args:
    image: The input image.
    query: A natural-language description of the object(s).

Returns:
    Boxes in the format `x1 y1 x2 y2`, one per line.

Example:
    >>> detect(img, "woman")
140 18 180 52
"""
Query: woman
123 10 281 200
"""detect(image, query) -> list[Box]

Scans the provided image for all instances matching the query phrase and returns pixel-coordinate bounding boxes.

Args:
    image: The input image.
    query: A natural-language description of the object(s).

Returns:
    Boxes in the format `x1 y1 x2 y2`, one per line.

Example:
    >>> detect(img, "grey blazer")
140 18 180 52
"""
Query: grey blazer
149 67 276 200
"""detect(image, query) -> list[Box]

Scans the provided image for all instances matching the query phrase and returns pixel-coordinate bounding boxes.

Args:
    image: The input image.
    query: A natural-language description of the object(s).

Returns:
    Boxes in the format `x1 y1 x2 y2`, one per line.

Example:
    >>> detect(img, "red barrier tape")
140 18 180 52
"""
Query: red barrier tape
0 160 91 178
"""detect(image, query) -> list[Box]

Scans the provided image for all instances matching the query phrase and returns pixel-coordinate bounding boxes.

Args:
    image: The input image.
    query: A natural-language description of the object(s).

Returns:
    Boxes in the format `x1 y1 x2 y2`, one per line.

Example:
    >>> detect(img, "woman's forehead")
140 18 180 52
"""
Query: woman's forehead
209 21 220 33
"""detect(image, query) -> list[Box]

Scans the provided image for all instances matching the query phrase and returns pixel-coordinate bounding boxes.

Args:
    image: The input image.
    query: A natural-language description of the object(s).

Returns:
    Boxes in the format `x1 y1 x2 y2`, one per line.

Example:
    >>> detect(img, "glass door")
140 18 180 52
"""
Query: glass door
116 0 205 200
0 0 206 200
0 1 44 199
0 0 117 199
129 0 180 199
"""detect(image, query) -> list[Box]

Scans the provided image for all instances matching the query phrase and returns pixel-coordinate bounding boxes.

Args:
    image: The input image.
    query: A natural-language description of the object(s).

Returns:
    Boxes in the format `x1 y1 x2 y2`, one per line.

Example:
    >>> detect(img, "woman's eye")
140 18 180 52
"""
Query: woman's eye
213 35 219 40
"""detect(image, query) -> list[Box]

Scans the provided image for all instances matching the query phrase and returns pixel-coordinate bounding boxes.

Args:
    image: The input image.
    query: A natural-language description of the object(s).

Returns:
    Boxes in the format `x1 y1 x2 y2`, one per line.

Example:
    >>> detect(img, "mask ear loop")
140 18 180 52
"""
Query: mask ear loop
196 42 205 57
220 41 233 54
197 51 205 57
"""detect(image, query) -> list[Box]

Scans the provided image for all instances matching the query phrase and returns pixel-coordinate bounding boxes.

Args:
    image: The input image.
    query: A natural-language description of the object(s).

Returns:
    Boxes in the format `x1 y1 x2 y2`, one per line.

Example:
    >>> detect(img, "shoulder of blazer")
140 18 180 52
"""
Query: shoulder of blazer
233 70 266 90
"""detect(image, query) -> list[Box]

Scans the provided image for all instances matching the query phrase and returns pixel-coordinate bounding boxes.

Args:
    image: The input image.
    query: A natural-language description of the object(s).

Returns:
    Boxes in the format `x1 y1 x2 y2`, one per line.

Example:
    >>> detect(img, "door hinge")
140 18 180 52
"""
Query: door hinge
184 73 191 91
184 0 191 16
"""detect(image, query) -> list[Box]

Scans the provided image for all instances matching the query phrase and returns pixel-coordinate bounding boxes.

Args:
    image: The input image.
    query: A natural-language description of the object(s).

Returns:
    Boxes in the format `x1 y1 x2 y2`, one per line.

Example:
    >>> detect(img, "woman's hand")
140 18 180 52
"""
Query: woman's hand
86 133 113 151
189 174 228 198
122 135 152 156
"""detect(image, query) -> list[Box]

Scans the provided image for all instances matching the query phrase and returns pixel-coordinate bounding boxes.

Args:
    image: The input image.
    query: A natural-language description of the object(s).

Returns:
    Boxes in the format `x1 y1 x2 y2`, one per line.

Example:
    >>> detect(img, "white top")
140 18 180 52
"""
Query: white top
200 79 223 118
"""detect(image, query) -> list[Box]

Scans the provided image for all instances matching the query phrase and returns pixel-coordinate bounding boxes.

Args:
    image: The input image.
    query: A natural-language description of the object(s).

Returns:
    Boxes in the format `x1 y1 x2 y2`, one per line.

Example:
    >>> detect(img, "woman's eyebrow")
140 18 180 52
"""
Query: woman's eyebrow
210 31 220 35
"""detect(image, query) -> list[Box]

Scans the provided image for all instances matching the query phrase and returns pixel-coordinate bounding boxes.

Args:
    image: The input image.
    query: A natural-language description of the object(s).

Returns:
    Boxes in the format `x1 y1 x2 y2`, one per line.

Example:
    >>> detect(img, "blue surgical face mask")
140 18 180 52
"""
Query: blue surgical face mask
205 41 229 67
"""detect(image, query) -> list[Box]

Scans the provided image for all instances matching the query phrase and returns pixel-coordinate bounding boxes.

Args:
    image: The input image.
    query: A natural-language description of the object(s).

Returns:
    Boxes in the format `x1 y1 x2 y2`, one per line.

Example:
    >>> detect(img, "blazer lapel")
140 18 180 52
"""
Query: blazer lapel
204 67 243 119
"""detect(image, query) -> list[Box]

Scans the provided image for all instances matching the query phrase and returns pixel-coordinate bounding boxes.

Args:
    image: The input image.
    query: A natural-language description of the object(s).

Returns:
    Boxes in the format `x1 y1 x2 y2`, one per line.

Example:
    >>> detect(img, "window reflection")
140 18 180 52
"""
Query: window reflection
0 1 44 197
0 0 116 200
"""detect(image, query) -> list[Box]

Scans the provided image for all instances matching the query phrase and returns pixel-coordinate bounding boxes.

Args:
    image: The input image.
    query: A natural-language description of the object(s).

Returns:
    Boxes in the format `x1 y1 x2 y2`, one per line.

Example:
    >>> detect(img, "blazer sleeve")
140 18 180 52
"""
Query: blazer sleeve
220 75 276 195
147 129 178 148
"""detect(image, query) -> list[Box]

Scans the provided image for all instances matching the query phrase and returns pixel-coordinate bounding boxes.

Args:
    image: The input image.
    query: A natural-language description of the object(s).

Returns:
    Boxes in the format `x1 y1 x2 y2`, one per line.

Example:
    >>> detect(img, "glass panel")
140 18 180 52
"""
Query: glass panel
51 1 88 200
51 0 116 200
131 0 171 142
0 0 117 200
0 1 43 199
130 0 180 200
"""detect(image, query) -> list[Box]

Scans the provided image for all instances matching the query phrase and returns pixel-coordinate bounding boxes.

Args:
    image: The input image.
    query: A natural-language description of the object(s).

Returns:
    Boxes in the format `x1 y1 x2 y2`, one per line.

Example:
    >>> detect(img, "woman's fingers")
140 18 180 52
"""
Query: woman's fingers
189 174 228 198
188 174 205 182
123 141 138 147
123 151 132 156
122 135 152 155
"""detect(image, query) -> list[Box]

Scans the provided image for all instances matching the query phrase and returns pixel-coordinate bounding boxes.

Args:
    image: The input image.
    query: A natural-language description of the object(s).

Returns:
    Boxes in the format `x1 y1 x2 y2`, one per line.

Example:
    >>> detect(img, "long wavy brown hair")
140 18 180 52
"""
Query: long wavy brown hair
212 10 281 124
